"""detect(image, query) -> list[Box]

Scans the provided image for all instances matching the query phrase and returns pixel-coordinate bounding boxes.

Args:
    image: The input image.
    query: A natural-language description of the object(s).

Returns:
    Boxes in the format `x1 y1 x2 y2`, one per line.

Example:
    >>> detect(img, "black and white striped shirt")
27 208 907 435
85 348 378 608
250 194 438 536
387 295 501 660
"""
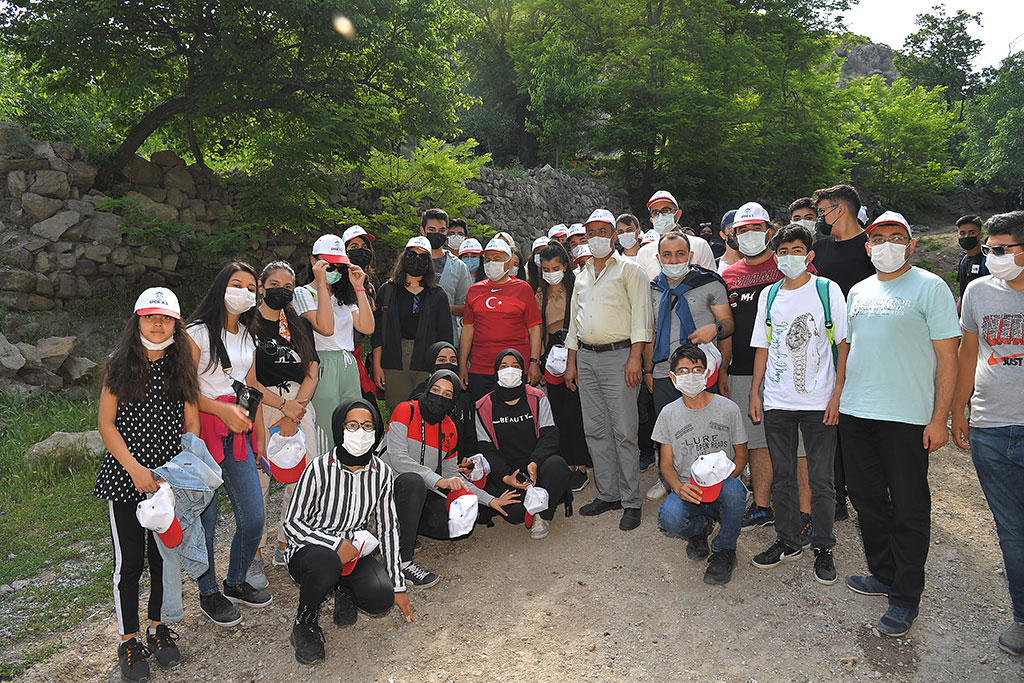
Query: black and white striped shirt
283 452 406 593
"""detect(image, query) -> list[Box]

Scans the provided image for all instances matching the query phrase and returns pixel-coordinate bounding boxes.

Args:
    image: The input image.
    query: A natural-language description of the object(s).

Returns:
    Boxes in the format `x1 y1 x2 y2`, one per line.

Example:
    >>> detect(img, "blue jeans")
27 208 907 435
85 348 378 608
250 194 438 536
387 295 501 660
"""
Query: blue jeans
658 477 746 552
971 425 1024 622
197 434 265 595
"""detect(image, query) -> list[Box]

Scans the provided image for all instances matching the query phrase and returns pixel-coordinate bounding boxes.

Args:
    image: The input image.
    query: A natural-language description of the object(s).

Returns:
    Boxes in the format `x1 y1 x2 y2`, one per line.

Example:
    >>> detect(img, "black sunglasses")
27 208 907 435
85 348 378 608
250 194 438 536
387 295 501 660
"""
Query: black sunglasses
981 243 1024 257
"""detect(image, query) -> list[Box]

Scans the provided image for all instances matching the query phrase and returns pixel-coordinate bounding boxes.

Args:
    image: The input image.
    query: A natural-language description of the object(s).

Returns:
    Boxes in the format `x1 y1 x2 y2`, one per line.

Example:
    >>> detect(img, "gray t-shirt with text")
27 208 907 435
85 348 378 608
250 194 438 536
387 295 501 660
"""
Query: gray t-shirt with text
651 394 747 478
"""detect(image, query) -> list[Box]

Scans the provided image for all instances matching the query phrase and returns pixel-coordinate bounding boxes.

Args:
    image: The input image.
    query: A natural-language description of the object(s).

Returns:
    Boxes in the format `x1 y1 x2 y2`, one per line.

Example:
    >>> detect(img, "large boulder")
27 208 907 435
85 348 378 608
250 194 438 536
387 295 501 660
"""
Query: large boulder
150 150 185 168
163 166 196 197
0 121 33 158
16 342 42 370
7 170 28 198
26 431 105 464
20 192 64 222
838 41 899 85
67 161 97 192
0 333 26 376
124 191 178 222
120 154 164 186
30 210 81 242
29 169 71 199
0 268 37 293
36 335 76 370
61 355 98 383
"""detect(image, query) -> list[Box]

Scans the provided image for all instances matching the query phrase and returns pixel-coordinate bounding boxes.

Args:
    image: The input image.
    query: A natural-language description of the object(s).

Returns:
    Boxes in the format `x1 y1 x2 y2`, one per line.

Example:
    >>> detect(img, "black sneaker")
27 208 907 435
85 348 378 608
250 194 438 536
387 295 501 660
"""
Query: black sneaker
619 508 642 531
224 580 273 607
704 549 737 585
813 547 838 585
118 637 151 682
402 560 440 589
569 469 590 492
290 622 326 665
741 504 775 531
751 538 803 568
580 498 622 516
199 591 242 627
798 513 813 547
834 501 850 522
332 587 358 627
686 517 712 560
145 625 181 669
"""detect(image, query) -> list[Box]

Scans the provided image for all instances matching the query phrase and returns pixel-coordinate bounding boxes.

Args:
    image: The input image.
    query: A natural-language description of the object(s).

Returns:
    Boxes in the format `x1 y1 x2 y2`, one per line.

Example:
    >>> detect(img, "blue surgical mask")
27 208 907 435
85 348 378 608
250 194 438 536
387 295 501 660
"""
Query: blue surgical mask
462 256 481 272
325 270 342 285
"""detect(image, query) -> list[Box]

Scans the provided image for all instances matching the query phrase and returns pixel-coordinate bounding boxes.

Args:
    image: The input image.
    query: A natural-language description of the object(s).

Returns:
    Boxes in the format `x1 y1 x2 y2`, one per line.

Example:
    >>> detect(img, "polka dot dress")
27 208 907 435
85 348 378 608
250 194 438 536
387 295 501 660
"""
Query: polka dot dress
93 357 186 504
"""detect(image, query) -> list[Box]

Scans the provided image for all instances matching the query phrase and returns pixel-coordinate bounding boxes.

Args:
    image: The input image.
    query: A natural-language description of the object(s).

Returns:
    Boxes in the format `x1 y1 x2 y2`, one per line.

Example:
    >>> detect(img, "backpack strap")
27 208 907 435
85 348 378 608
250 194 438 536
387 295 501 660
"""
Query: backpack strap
764 280 785 345
814 277 838 369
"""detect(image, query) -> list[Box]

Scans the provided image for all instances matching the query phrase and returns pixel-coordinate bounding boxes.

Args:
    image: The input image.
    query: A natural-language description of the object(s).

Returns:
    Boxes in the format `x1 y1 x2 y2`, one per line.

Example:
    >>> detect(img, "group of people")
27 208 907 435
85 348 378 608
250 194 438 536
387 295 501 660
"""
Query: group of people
92 190 1024 679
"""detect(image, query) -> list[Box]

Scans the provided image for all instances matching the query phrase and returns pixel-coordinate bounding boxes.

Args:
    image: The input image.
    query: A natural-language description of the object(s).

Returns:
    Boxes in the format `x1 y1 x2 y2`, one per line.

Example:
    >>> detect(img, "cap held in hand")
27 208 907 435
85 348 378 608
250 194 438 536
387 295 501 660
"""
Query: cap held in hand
689 451 735 503
446 488 479 538
136 481 183 548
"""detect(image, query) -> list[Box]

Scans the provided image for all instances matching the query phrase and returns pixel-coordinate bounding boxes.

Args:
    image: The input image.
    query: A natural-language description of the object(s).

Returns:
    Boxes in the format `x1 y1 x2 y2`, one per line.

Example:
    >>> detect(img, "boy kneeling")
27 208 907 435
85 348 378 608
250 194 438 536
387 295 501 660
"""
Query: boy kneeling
655 344 749 585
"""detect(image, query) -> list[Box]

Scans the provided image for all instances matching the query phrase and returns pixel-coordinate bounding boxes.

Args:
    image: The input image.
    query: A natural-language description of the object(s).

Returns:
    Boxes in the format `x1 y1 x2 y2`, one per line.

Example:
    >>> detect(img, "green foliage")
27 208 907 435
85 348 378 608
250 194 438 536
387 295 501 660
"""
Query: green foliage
964 52 1024 188
522 37 596 167
842 77 959 208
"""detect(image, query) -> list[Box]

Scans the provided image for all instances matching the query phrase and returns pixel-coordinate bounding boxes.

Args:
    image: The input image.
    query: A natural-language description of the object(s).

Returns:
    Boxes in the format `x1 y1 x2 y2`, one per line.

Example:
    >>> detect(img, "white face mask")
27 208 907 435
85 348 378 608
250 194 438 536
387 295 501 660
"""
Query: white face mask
776 254 808 280
140 332 175 351
618 231 638 249
794 219 816 232
497 366 523 388
542 269 564 285
661 261 690 280
987 253 1024 281
652 213 676 235
870 242 908 273
534 254 542 267
484 260 508 282
224 287 256 314
343 429 375 456
510 265 520 278
588 236 613 258
737 231 768 257
447 234 465 250
672 370 707 397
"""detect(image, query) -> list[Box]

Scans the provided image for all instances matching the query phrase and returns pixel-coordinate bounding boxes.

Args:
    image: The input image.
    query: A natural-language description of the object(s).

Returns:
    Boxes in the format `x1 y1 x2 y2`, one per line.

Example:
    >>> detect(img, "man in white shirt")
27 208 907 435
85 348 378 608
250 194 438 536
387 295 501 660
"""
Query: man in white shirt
636 190 716 279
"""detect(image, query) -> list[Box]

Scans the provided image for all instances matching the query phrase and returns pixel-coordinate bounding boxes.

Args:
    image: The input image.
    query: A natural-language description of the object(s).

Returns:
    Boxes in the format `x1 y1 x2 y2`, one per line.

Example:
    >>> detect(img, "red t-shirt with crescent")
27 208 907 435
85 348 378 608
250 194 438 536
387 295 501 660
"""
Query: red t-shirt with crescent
463 278 542 375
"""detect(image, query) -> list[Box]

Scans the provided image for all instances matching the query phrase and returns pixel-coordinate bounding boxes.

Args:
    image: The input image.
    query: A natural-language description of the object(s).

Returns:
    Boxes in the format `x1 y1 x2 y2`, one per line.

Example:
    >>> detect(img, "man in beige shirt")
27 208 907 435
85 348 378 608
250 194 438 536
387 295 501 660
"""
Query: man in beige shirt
566 209 655 530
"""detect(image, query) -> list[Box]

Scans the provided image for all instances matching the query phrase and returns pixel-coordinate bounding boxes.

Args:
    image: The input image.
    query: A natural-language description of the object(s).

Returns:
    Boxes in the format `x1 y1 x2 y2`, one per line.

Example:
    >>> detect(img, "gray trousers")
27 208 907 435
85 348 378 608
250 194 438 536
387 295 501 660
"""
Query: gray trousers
577 347 642 509
763 409 837 549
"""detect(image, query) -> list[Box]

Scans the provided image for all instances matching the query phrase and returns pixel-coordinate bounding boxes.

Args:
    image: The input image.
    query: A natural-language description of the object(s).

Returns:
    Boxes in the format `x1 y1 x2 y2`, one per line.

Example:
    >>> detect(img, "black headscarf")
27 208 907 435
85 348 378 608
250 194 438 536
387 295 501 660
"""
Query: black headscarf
418 369 461 425
410 342 459 401
331 397 385 467
493 348 527 403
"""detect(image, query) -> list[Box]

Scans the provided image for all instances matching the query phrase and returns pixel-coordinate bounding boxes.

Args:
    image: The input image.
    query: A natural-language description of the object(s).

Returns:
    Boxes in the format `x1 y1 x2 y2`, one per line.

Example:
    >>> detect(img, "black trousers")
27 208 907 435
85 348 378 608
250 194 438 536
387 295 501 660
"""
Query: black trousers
393 471 458 562
834 435 848 506
108 500 164 635
547 382 592 468
484 455 571 524
839 413 930 609
288 544 394 624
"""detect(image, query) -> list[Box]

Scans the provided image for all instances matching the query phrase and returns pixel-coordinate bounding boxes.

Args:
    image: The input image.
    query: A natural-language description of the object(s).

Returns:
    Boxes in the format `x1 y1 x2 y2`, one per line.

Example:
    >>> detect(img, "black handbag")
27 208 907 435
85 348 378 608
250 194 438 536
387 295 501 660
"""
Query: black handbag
215 339 262 423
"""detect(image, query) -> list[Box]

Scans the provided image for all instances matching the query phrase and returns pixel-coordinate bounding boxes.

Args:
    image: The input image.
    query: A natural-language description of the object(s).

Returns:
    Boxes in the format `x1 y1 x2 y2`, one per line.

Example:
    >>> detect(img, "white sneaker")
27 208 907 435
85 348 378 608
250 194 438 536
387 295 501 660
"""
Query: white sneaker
646 480 668 501
530 516 550 539
246 556 268 589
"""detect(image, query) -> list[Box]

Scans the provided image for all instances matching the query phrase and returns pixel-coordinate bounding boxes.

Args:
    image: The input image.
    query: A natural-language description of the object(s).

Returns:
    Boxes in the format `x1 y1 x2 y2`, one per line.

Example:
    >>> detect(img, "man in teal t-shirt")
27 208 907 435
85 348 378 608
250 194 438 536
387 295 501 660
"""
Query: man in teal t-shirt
838 211 960 638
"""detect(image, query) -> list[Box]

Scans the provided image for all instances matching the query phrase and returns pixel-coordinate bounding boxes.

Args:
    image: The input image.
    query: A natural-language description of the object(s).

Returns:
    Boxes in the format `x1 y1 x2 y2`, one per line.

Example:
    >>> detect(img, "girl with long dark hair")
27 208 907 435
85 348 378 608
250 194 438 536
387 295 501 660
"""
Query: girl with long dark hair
293 234 374 454
94 287 199 682
185 261 272 626
371 236 453 413
535 242 592 492
342 226 382 404
247 261 320 589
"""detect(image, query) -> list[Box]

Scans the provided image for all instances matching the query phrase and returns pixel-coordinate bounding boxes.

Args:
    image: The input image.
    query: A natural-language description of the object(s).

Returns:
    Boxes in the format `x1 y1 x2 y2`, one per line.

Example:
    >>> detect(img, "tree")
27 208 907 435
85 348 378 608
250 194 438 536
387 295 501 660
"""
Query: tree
963 52 1024 188
522 37 596 167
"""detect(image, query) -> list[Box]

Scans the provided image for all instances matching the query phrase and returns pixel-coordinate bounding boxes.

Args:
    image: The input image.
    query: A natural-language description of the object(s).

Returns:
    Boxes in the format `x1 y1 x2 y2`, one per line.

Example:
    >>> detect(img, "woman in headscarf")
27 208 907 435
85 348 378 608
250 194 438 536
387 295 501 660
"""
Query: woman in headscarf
409 341 477 458
385 369 518 588
282 398 411 666
475 349 572 540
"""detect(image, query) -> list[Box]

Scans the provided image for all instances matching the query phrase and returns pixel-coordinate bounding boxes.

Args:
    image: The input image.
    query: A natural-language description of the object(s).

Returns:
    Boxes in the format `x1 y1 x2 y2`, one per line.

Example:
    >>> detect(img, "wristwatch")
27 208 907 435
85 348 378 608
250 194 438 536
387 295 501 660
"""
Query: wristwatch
529 358 540 365
715 322 724 337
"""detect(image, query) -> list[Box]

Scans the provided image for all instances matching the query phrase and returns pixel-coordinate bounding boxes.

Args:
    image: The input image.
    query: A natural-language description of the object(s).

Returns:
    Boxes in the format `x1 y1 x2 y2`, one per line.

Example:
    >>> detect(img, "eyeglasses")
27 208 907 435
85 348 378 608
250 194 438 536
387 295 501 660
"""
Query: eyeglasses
343 420 375 432
816 204 840 218
867 234 910 246
981 243 1024 256
650 207 678 217
672 368 706 375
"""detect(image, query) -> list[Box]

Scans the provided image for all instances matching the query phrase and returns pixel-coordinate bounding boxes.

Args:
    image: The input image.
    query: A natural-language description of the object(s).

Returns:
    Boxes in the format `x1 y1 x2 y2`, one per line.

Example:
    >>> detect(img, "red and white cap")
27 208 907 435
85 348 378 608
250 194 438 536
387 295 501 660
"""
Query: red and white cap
341 529 380 576
689 451 736 503
134 287 181 319
583 209 615 228
548 224 568 239
866 210 912 237
532 236 550 252
494 231 515 246
566 223 586 239
136 482 183 548
312 234 349 264
647 190 678 209
267 429 307 483
698 342 723 389
641 230 658 245
468 453 490 488
732 202 771 228
459 238 483 256
405 235 432 252
484 237 512 257
573 244 592 265
342 225 375 244
446 488 479 538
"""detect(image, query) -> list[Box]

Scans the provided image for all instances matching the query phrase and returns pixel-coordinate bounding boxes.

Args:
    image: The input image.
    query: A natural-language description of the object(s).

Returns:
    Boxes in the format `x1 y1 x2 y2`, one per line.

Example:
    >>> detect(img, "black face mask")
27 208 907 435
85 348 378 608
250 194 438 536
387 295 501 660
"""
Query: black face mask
347 248 372 268
405 252 430 277
815 214 833 236
434 362 459 375
420 391 453 424
425 232 447 250
262 287 294 311
958 236 979 251
725 233 739 251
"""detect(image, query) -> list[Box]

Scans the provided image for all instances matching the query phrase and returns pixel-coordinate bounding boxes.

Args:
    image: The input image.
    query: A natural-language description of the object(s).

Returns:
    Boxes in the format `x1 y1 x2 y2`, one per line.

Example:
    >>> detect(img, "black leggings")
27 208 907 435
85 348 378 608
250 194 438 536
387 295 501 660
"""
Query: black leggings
393 472 457 562
288 544 394 625
547 382 592 467
108 500 164 635
485 455 571 524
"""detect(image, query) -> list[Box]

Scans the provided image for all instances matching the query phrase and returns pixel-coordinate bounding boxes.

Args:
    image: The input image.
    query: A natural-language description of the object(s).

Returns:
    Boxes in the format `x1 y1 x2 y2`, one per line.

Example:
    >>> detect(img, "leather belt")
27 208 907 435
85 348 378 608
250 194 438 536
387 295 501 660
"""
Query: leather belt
578 339 632 352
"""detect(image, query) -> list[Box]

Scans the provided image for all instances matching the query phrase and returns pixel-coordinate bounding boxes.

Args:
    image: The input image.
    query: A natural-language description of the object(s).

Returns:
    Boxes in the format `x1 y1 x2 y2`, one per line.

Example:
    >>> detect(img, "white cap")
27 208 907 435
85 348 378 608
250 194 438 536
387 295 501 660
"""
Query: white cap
447 489 479 538
405 235 432 252
866 210 912 236
342 225 375 244
495 231 515 246
689 451 736 503
523 484 550 514
584 208 615 228
468 453 491 487
698 342 723 388
548 224 568 239
459 238 483 255
647 190 678 209
566 223 586 238
732 202 770 228
641 230 658 244
532 236 550 252
134 287 180 319
484 237 512 257
136 482 183 547
267 429 307 483
341 529 380 576
572 244 592 264
857 206 868 225
312 234 349 263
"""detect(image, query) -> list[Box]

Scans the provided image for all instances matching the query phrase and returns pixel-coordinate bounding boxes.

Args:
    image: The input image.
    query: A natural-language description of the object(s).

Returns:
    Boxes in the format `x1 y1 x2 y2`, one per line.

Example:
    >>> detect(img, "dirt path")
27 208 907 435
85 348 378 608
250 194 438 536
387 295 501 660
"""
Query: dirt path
21 442 1021 682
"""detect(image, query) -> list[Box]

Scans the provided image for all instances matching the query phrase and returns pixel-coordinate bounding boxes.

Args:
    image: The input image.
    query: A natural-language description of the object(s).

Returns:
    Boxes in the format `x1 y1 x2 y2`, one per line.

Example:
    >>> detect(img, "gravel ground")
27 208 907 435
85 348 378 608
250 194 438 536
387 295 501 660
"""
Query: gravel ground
18 442 1023 682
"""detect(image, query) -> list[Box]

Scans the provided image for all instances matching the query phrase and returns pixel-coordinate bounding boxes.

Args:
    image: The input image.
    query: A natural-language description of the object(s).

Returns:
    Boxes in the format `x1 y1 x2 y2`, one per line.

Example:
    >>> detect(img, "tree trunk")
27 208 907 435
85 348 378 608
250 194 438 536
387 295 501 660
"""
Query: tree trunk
96 97 191 188
187 120 207 168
